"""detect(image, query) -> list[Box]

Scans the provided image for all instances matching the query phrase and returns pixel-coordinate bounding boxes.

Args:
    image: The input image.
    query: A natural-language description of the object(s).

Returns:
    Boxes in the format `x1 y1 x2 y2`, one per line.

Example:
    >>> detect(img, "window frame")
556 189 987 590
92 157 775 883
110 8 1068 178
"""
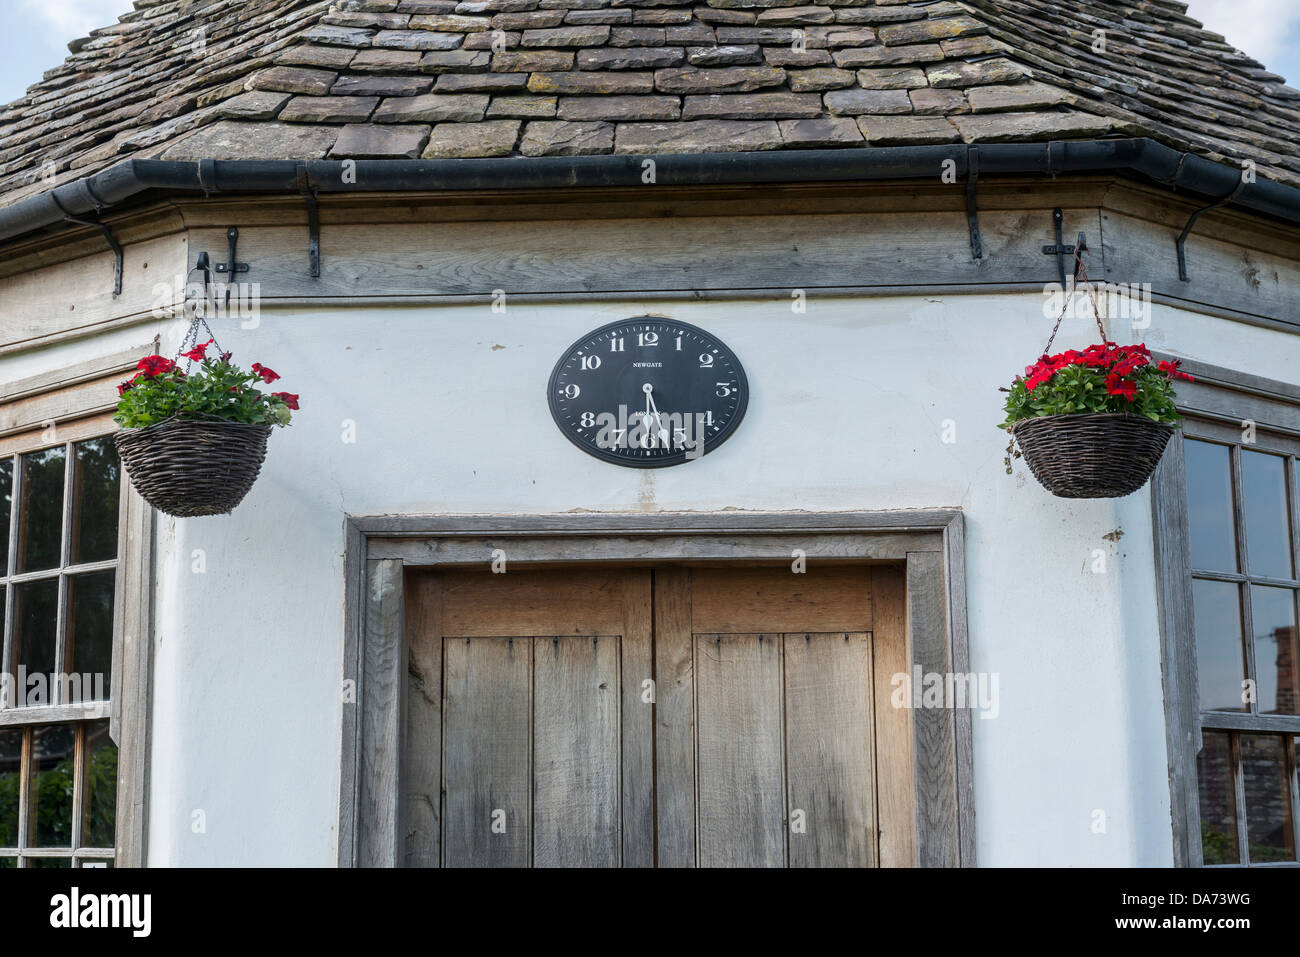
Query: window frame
1152 353 1300 867
0 345 155 867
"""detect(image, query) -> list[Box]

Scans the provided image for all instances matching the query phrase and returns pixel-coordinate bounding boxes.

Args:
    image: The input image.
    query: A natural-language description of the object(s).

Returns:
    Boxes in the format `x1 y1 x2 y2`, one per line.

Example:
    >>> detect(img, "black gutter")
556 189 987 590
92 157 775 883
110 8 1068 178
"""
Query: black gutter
1 137 1294 246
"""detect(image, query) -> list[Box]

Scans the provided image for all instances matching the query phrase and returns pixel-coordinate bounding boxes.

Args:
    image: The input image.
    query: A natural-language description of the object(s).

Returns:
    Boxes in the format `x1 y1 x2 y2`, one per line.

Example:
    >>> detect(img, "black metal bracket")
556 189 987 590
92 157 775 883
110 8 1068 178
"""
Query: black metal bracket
1176 177 1248 282
212 226 248 277
50 194 122 296
296 163 321 278
1042 208 1088 287
966 146 982 260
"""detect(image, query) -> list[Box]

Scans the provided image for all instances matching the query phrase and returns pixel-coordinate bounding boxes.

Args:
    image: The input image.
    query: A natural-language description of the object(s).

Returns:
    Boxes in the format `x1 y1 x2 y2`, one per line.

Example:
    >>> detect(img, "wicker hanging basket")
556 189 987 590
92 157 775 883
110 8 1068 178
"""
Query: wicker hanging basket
1011 413 1175 499
115 418 272 518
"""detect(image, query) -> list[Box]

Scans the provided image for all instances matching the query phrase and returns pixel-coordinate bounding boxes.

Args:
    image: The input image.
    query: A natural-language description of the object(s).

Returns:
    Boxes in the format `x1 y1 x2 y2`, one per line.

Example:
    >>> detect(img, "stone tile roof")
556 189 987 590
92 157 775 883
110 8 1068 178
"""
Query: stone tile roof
3 0 1300 206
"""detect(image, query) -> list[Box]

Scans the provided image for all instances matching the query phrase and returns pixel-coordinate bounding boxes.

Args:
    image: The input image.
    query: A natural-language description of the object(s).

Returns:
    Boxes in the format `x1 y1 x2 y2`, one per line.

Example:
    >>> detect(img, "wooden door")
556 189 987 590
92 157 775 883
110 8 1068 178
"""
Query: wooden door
403 563 912 867
656 565 912 868
403 568 654 867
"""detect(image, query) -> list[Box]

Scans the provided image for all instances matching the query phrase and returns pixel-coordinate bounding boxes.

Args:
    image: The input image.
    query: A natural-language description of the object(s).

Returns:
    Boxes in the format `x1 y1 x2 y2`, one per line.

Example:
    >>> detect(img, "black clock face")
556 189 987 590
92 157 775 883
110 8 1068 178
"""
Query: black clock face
548 317 749 468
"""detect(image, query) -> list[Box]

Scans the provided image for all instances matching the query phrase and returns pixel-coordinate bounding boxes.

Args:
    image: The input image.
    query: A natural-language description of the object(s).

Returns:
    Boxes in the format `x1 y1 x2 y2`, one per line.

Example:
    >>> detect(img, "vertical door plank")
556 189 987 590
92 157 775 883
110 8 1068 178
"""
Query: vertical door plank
442 636 532 867
359 558 404 868
784 632 876 867
907 550 958 867
654 567 695 867
403 571 442 867
694 633 786 867
871 565 916 867
533 635 621 867
619 572 655 867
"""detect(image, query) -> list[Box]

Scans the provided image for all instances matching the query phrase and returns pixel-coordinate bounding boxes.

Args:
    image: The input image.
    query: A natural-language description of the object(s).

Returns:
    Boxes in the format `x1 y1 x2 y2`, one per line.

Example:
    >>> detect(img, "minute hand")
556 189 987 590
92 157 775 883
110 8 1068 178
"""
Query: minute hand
643 384 670 447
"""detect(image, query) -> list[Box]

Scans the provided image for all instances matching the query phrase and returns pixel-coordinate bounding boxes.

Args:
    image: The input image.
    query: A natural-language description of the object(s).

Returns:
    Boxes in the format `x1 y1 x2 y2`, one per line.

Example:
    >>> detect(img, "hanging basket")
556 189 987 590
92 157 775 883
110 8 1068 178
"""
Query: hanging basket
115 418 272 518
1011 413 1175 499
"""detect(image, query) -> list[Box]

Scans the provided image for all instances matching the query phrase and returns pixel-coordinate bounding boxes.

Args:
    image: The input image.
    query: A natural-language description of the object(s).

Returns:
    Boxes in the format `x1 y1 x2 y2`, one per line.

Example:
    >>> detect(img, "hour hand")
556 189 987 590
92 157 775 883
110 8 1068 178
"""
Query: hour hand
642 383 669 447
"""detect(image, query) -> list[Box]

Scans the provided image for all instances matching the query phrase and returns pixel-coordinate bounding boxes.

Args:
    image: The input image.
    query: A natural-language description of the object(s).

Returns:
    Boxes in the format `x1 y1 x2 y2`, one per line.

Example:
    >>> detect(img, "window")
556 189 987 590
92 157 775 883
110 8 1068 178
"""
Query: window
0 438 122 867
0 344 154 868
1153 356 1300 867
1184 437 1300 865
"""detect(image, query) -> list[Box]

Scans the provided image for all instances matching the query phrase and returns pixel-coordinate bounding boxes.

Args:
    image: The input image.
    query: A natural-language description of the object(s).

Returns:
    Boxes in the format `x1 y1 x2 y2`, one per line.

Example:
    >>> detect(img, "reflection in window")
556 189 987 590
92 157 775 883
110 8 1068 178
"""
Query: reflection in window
1198 732 1238 865
70 438 119 565
1240 735 1295 863
29 724 74 848
1252 585 1299 716
66 572 115 702
17 446 66 574
1192 580 1246 712
1186 441 1237 573
1241 451 1294 580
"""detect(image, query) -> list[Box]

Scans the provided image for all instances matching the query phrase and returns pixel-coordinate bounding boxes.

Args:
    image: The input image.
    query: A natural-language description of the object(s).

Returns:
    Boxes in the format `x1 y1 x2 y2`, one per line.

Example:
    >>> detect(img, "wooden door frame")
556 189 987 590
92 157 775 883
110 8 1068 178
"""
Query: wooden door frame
338 509 974 868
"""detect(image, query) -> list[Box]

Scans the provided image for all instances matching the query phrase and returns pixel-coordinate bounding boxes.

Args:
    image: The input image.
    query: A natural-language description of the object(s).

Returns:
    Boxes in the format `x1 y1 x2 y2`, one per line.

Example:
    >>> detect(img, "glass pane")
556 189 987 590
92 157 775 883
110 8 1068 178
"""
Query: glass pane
0 729 20 847
0 858 14 868
29 724 74 848
28 856 71 867
1193 579 1247 712
1186 440 1238 573
1252 585 1299 716
67 572 114 702
1240 734 1296 863
82 720 116 849
1198 731 1240 864
14 579 58 705
0 457 12 576
70 438 119 565
17 446 66 573
1241 451 1294 580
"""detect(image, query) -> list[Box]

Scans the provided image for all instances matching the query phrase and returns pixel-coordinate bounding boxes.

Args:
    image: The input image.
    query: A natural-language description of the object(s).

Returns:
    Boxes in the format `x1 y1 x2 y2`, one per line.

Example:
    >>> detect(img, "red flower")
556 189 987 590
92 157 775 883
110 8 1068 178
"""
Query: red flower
251 363 280 384
1105 374 1137 400
272 392 300 410
1157 359 1194 382
180 338 214 362
136 355 177 378
219 351 233 363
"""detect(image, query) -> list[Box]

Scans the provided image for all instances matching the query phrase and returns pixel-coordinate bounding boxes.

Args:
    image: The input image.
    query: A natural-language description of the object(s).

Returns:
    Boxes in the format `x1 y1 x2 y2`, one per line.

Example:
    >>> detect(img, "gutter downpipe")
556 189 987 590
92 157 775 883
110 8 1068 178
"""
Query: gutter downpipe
0 137 1290 248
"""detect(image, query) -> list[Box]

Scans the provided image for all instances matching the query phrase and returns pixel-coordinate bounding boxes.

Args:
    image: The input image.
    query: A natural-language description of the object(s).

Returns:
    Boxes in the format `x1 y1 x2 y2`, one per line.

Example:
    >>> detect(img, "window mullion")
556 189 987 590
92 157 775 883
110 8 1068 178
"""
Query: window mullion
2 455 20 692
1230 732 1249 865
1288 735 1300 864
16 727 29 864
52 443 74 705
1288 456 1300 589
71 723 85 857
1231 446 1260 716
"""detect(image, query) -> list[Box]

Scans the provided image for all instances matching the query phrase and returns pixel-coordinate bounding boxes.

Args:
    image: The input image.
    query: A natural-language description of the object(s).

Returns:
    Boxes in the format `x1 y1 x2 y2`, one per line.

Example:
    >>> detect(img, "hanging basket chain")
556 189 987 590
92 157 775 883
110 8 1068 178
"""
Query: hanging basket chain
1040 247 1108 356
175 263 227 370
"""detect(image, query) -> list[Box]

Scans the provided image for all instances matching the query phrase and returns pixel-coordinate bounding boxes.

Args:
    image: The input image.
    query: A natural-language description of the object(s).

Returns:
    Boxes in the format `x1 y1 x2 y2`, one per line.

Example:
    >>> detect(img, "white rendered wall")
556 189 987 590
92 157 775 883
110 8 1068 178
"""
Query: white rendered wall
12 291 1298 866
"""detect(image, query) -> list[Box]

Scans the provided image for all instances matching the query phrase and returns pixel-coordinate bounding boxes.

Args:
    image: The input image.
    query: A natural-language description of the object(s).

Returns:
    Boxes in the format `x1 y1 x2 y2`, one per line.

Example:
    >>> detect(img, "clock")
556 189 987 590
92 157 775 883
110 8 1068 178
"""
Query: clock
548 317 749 468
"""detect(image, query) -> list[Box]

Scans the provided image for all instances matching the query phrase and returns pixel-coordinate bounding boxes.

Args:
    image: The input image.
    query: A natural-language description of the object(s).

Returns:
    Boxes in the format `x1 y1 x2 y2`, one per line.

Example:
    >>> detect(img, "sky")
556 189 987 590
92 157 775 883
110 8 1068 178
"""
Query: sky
0 0 1297 107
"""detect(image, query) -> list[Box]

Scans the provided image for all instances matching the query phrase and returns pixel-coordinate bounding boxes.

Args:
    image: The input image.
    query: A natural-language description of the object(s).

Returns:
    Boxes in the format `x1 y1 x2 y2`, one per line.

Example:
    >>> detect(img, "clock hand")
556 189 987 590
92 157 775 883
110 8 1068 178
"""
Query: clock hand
643 383 670 447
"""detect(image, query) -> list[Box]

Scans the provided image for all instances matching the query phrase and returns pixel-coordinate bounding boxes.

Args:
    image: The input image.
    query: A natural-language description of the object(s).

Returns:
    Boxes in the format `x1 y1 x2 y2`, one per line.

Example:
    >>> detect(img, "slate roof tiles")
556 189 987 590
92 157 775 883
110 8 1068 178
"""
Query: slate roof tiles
2 0 1299 205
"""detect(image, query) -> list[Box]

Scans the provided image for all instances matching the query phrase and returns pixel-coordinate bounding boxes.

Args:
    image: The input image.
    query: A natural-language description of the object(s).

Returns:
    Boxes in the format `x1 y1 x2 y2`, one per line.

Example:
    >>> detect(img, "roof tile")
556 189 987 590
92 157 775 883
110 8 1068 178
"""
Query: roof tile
3 0 1300 204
